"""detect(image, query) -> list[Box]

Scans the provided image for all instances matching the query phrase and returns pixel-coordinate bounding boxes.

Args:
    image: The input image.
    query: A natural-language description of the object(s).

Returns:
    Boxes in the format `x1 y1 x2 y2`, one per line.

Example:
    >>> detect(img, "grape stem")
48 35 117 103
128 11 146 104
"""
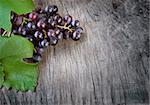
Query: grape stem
56 23 74 32
42 29 48 38
21 17 31 26
34 48 37 53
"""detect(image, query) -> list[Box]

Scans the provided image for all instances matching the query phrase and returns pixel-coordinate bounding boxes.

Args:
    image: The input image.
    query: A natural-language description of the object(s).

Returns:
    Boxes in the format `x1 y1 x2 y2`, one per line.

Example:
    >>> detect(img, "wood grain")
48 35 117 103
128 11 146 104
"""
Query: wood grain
0 0 149 105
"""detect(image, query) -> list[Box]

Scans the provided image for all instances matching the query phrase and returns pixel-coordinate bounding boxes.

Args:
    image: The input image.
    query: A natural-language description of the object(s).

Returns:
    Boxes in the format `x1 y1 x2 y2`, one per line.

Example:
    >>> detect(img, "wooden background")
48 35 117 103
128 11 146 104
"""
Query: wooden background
0 0 149 105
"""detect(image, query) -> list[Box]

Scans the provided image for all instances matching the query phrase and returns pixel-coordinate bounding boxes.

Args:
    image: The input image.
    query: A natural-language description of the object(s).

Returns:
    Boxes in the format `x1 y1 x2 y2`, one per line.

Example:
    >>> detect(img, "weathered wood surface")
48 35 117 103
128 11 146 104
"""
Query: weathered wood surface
0 0 149 105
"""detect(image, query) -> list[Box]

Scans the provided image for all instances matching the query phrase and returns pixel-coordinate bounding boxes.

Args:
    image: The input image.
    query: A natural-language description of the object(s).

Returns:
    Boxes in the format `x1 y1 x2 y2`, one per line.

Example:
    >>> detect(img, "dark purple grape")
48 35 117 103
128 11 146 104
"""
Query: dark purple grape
26 22 36 30
71 20 80 27
64 15 72 24
47 29 55 37
45 41 49 47
54 28 60 35
52 5 58 14
49 36 58 45
34 31 43 39
37 19 46 28
71 27 83 41
39 39 49 48
29 12 38 21
44 5 49 12
48 18 52 23
71 31 81 41
32 24 36 30
27 22 32 28
48 18 56 27
45 5 58 15
56 32 63 40
48 28 62 39
24 26 31 34
54 14 62 24
76 27 83 33
34 31 38 38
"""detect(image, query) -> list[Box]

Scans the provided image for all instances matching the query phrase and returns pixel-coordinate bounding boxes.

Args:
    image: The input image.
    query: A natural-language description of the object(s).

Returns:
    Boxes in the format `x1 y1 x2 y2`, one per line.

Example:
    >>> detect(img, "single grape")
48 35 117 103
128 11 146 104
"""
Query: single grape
44 5 49 13
44 5 58 15
76 27 83 33
24 25 31 34
37 19 46 28
27 22 32 28
56 32 63 40
45 41 49 47
48 18 52 23
48 18 56 27
25 22 36 34
32 24 36 30
64 15 72 24
54 28 60 35
71 31 81 41
49 36 58 45
53 14 59 20
71 27 83 41
54 14 62 24
34 31 38 38
71 20 80 27
52 5 58 14
34 31 43 39
39 39 49 48
41 40 46 46
29 12 38 20
47 29 55 37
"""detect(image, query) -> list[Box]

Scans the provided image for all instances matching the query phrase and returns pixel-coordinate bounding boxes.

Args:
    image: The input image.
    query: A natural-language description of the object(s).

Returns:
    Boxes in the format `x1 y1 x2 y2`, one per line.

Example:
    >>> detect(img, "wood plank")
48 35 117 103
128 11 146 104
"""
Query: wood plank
0 0 149 105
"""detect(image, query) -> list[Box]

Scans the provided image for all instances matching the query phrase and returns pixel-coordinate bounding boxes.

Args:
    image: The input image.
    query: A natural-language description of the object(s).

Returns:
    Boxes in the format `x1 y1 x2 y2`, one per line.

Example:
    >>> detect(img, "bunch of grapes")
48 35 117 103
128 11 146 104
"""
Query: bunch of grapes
10 5 83 62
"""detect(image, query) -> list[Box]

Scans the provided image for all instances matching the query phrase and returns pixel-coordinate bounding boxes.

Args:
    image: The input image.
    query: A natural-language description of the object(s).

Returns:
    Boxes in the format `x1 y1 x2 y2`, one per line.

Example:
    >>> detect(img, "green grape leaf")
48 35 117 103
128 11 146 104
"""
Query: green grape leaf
0 0 35 32
0 35 34 59
0 35 38 91
2 57 38 91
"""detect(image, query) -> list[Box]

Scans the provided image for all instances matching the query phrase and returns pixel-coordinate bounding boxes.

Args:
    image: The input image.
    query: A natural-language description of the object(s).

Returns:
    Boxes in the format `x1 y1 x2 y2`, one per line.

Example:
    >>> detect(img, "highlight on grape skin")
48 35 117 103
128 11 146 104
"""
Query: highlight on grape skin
9 5 83 62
